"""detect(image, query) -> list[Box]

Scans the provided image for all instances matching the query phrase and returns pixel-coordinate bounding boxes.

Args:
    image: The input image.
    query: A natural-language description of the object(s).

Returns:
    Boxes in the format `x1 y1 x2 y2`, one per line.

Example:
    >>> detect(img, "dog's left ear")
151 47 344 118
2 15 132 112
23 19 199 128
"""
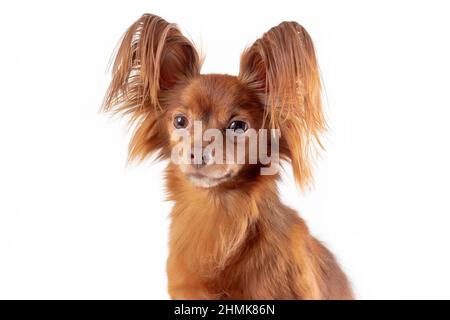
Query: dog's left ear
103 14 201 161
239 22 326 189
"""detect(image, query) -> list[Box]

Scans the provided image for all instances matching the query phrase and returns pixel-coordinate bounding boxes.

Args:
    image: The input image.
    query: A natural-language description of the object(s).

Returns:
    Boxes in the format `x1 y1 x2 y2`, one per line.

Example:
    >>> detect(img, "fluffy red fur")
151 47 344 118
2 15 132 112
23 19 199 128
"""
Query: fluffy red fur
103 13 353 299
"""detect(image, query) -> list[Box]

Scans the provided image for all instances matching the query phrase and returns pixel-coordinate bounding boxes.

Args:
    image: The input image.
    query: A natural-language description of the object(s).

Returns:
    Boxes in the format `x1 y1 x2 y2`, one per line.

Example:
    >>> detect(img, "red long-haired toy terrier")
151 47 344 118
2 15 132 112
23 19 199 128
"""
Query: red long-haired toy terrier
103 13 353 299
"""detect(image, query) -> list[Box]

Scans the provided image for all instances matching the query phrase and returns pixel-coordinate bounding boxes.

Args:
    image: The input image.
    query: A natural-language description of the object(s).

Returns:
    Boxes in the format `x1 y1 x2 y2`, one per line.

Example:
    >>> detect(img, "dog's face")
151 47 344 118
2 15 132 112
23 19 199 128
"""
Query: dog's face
163 75 265 187
103 14 325 189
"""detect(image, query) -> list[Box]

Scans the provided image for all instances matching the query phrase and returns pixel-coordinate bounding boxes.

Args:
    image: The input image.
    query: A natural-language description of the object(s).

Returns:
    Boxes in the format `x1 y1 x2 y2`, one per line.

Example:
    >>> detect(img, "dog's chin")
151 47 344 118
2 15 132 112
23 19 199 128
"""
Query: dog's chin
185 171 233 188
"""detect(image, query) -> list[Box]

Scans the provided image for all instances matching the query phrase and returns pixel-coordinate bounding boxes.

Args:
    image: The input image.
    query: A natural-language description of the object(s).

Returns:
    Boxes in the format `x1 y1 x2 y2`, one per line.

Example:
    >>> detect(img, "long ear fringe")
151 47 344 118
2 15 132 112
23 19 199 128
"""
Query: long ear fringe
239 22 326 189
103 14 201 115
102 14 201 161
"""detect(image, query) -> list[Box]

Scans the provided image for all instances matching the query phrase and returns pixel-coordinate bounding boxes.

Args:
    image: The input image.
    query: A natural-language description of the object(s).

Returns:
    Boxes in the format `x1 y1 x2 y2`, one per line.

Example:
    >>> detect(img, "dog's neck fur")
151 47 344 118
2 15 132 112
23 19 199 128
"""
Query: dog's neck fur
165 163 296 272
165 163 325 299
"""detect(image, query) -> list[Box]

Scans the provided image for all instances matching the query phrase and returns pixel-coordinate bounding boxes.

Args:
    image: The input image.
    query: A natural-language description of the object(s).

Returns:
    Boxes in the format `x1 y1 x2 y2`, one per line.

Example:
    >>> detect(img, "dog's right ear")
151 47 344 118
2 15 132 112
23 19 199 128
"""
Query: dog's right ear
103 14 201 161
238 22 325 189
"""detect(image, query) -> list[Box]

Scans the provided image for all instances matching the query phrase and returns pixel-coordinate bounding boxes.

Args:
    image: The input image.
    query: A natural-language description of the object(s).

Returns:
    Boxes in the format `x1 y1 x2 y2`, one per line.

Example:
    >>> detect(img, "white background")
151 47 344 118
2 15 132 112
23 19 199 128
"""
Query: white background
1 0 449 299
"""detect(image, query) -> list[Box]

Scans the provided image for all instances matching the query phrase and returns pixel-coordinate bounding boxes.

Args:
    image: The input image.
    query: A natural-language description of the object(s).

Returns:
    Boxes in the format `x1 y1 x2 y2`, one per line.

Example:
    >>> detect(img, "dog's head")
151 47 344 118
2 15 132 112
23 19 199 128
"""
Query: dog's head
103 14 325 189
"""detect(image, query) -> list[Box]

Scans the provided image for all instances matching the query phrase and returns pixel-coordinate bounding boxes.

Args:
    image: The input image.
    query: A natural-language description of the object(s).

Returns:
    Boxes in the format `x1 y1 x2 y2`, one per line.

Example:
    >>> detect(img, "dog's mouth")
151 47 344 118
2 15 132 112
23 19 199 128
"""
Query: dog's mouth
186 171 233 188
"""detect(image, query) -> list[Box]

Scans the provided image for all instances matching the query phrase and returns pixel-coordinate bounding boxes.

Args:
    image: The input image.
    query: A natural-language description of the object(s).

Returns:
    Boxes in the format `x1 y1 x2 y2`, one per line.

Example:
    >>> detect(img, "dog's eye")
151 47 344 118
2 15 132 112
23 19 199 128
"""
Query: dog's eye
228 120 248 133
173 115 188 129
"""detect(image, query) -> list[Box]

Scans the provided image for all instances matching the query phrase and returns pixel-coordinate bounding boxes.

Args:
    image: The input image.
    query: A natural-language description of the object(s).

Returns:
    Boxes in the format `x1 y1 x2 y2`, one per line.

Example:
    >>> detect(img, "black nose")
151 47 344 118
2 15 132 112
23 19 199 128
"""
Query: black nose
190 150 206 169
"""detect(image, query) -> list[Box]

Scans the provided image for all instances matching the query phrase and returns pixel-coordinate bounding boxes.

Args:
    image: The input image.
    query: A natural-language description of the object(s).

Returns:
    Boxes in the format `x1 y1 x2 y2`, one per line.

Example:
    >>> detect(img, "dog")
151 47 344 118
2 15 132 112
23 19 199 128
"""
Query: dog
103 13 353 299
